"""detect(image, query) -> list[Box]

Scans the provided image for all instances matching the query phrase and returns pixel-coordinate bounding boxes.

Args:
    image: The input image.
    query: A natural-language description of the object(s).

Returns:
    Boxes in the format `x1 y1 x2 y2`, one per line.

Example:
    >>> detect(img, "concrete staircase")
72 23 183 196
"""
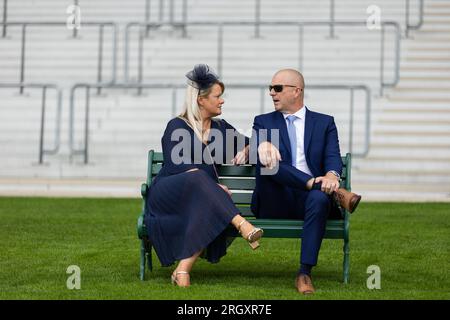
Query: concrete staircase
351 0 450 201
1 0 448 201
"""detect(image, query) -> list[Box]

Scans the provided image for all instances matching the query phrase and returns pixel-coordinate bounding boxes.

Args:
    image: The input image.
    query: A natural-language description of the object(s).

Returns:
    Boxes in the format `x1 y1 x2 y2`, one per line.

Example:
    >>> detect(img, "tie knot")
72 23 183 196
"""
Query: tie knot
287 115 297 124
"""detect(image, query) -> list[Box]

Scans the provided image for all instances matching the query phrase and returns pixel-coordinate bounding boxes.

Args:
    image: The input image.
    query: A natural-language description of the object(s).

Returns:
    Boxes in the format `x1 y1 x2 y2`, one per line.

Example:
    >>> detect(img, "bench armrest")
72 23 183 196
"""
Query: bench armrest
141 183 148 197
137 213 147 239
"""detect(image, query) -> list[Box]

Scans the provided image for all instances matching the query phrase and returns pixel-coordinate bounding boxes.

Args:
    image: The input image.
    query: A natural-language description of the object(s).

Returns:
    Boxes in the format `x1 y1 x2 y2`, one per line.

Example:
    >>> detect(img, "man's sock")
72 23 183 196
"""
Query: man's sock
299 264 313 276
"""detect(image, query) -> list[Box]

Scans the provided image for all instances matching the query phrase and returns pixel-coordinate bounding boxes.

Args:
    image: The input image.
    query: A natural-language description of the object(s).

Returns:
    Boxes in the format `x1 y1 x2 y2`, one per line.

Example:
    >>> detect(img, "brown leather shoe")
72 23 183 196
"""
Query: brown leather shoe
334 188 361 213
295 274 315 295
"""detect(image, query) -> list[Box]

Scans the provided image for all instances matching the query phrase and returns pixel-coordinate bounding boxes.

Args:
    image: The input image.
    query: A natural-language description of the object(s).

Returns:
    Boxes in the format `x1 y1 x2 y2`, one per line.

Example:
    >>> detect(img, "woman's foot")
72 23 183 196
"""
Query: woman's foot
171 270 190 287
238 219 263 249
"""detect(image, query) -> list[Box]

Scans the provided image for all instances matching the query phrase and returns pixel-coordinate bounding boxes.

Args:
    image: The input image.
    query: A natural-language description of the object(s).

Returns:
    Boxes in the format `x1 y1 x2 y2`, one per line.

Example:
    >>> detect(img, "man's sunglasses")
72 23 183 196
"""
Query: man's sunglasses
269 84 301 92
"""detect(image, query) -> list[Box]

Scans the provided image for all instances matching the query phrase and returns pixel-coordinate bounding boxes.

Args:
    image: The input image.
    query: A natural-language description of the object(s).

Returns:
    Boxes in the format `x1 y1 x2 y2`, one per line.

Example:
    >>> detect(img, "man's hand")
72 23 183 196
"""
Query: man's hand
231 145 249 165
315 173 340 195
257 142 281 169
218 183 232 196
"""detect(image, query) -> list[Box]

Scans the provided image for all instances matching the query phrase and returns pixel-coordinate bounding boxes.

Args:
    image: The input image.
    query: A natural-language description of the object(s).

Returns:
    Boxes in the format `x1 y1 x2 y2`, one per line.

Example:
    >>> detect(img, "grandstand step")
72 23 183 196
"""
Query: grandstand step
353 171 450 185
353 159 450 171
0 178 143 198
386 90 450 99
371 134 450 143
372 124 450 133
405 51 450 59
377 117 450 124
379 100 450 110
369 140 449 150
359 150 450 160
385 96 450 103
350 182 450 202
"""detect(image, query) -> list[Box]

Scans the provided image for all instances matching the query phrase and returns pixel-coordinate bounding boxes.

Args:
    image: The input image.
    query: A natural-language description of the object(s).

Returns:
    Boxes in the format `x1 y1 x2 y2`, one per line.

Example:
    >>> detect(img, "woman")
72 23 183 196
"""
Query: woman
144 64 263 287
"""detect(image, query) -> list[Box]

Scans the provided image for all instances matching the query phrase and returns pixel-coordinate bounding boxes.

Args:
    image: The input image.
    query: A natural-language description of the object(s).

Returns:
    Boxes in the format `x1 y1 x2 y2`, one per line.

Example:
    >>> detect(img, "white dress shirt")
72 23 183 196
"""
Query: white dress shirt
283 106 313 176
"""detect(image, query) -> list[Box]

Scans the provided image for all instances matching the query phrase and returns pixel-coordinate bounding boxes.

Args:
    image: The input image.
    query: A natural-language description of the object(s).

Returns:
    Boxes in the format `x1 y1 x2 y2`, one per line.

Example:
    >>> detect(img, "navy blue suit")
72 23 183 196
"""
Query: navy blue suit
251 107 343 266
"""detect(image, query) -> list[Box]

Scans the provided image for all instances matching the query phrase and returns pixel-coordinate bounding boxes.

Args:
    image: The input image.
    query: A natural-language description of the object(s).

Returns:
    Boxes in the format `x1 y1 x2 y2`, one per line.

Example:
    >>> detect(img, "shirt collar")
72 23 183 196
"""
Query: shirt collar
283 105 306 120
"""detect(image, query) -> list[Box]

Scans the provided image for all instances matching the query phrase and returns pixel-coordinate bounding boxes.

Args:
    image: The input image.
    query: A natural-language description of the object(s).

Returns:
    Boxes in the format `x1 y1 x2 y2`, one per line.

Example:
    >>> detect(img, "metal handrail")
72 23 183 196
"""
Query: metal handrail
145 0 188 36
405 0 424 38
1 0 7 38
145 0 188 24
69 82 371 164
124 20 400 96
0 0 425 39
0 83 62 164
141 0 422 39
0 22 118 93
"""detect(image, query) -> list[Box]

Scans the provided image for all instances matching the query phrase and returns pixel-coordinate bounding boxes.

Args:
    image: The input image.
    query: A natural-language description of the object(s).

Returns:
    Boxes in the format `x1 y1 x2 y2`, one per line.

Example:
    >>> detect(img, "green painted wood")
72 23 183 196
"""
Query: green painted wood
236 205 253 216
225 219 344 239
140 240 146 281
219 178 255 190
141 183 147 197
152 152 164 162
137 213 146 238
217 165 256 177
230 192 253 204
139 218 344 240
151 163 162 176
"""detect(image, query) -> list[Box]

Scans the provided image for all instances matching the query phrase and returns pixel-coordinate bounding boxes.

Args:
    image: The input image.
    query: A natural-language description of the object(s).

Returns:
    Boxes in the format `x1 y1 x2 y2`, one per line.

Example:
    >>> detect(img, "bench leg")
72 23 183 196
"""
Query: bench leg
343 239 350 284
147 242 153 272
140 239 146 281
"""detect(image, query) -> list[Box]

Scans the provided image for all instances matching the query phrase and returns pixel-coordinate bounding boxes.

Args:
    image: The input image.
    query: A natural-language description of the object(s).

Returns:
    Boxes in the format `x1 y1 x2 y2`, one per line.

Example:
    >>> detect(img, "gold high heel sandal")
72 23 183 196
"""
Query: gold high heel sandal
171 271 190 287
238 220 263 250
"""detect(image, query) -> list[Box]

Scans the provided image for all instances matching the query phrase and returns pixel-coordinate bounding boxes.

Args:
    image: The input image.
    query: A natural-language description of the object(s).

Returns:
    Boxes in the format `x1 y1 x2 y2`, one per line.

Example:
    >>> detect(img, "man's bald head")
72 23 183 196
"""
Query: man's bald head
273 69 305 89
270 69 305 113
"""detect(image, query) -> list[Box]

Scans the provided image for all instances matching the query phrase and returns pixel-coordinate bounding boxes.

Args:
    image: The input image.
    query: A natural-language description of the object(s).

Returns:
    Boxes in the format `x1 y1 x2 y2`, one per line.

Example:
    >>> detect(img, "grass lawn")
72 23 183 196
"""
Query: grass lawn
0 197 449 300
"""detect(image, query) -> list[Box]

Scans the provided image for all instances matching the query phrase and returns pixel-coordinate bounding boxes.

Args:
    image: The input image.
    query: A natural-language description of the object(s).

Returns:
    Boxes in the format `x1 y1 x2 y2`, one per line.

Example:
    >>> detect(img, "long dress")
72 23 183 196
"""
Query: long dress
144 117 249 267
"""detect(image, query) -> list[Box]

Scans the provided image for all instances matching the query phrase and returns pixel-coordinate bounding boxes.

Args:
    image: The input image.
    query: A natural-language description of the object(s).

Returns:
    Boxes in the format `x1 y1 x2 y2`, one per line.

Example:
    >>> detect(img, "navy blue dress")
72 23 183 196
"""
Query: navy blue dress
144 117 249 267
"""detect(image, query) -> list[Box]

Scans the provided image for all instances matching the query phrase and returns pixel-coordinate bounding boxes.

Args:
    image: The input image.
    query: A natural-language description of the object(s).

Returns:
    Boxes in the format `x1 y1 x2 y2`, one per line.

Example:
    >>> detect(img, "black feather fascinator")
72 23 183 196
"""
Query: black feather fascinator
185 64 220 90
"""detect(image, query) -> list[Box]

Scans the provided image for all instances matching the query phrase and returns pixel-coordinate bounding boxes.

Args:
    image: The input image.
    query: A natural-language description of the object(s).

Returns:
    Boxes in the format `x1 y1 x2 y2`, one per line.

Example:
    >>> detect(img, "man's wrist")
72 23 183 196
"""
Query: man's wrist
327 170 341 181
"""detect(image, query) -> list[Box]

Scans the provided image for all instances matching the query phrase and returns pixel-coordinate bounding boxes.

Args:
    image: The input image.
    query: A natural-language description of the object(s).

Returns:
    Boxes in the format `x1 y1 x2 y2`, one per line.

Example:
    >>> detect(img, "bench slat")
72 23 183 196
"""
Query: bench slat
236 205 253 216
217 165 256 176
150 164 258 178
230 192 253 204
138 214 344 240
219 178 255 190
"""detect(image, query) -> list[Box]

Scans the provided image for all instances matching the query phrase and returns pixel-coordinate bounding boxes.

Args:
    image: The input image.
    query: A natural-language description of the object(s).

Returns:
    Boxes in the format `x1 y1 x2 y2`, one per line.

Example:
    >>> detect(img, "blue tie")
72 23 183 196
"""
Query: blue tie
286 115 297 167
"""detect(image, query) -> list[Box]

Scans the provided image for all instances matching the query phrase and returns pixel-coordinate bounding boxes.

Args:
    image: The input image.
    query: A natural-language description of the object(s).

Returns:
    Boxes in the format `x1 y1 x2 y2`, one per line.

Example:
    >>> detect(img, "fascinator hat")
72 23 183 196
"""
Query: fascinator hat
186 64 220 90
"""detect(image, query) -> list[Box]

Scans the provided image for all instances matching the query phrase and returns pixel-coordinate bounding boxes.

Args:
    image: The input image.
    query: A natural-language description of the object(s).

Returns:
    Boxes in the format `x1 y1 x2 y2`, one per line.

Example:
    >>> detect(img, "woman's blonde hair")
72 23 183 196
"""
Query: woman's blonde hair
179 81 224 141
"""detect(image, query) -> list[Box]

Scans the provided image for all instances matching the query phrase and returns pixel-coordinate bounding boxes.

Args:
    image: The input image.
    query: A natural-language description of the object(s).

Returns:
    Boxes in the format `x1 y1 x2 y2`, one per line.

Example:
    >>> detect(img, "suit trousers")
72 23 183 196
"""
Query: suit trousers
291 189 331 266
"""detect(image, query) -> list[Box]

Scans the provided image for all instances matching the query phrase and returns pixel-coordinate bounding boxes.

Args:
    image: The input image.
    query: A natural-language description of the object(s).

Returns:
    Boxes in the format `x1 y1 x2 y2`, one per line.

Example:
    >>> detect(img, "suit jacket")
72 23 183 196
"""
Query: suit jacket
251 107 343 218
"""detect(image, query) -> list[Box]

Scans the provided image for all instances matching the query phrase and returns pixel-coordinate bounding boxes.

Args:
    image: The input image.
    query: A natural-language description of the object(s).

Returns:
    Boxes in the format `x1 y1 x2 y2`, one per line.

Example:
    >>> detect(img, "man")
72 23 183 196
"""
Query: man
251 69 361 294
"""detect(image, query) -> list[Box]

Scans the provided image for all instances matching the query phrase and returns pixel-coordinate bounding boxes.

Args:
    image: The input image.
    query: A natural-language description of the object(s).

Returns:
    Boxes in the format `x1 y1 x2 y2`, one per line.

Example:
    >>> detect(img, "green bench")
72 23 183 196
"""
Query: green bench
137 150 353 283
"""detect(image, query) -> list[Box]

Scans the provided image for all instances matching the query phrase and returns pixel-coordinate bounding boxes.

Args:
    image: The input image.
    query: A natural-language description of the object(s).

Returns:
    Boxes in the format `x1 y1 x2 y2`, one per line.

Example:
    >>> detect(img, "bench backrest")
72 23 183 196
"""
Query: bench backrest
146 150 352 217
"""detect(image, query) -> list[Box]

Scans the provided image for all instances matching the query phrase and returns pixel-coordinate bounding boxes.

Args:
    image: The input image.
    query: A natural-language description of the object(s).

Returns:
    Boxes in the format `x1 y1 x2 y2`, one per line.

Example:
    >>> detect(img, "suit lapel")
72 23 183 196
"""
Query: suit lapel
274 111 291 157
304 107 315 156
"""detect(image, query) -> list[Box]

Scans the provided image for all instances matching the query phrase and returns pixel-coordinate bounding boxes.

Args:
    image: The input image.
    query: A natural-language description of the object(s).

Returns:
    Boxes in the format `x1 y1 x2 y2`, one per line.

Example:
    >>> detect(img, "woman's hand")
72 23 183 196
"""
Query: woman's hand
231 145 249 165
217 183 232 196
